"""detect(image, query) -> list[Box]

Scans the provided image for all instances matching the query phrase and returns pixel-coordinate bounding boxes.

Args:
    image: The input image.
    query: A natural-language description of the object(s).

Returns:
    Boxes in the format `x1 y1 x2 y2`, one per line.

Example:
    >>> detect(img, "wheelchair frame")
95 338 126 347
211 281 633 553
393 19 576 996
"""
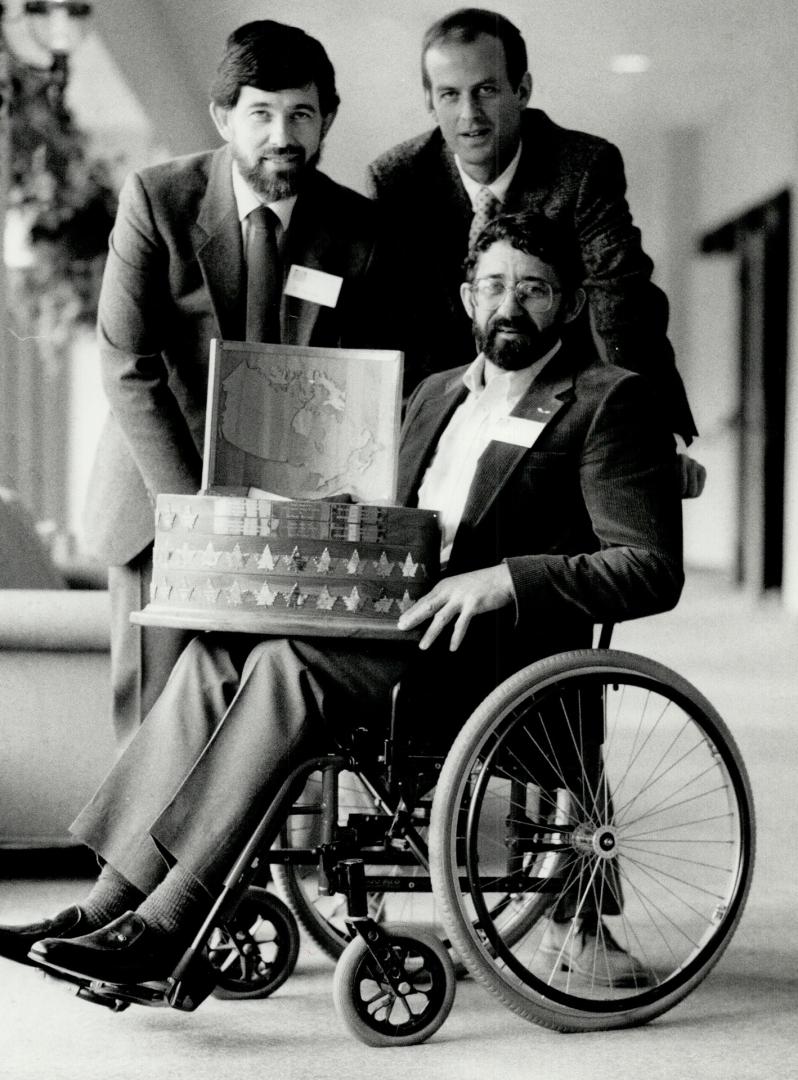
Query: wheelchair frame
52 639 754 1047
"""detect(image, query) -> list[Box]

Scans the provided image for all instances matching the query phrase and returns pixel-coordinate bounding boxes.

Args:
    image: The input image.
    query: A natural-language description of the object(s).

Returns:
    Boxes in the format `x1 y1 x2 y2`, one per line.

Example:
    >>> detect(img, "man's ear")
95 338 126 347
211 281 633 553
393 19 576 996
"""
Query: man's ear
562 286 587 325
209 101 232 142
517 71 532 109
460 281 475 319
321 109 337 139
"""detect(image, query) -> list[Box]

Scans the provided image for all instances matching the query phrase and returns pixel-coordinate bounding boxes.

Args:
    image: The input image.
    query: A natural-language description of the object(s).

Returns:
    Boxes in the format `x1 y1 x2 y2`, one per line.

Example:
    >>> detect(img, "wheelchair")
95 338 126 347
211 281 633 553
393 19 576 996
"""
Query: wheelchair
54 632 755 1047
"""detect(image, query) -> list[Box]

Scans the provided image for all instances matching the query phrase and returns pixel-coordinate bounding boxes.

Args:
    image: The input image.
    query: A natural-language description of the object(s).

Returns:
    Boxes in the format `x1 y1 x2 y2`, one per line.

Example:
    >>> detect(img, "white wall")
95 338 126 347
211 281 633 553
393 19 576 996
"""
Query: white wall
689 74 798 608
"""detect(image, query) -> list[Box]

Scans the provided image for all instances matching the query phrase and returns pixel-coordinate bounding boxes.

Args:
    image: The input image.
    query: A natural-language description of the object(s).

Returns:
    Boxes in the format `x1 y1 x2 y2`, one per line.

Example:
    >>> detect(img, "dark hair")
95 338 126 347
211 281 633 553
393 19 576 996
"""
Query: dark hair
422 7 528 92
210 20 340 115
465 212 583 293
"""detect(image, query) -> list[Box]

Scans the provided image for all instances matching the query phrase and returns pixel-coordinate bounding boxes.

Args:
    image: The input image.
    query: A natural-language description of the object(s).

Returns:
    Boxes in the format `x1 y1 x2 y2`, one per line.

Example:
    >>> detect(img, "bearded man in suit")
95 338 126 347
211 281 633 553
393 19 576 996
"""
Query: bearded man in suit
0 212 682 988
368 6 705 499
87 20 384 748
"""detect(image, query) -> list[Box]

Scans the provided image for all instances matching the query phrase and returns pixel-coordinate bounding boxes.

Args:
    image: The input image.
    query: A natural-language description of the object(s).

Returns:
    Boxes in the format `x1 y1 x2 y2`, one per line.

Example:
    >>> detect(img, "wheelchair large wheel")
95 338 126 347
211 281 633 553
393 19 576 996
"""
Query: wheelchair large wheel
332 923 456 1046
210 887 299 1000
273 771 547 964
429 649 755 1032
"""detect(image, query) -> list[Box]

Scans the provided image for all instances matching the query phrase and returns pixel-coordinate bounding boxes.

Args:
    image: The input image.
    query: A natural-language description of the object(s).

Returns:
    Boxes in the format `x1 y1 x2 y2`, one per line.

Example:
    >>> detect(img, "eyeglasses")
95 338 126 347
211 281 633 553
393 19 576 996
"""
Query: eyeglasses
471 277 560 314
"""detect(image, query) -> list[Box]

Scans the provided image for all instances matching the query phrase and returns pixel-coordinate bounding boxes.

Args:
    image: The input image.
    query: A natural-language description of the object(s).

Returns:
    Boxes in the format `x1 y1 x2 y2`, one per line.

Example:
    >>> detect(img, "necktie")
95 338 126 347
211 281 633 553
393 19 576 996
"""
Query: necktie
245 205 281 343
468 186 500 251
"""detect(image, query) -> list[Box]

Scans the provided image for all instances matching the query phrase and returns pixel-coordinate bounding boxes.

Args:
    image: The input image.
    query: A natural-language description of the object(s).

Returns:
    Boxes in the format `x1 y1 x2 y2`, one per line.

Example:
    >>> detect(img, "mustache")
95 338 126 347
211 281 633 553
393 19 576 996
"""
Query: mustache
487 317 534 338
261 148 304 161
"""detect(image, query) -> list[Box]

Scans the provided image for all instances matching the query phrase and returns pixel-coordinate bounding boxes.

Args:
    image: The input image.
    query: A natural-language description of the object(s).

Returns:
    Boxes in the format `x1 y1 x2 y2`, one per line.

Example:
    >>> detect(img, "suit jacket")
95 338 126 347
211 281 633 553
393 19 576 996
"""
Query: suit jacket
397 343 684 682
86 146 381 566
369 108 697 442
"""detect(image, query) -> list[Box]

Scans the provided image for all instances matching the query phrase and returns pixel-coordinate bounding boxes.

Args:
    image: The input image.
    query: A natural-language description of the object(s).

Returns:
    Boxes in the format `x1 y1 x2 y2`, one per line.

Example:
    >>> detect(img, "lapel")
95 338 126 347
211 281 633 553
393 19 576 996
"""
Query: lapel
504 110 558 212
194 147 246 338
429 137 472 292
455 348 577 533
397 370 468 505
434 136 472 229
281 173 336 345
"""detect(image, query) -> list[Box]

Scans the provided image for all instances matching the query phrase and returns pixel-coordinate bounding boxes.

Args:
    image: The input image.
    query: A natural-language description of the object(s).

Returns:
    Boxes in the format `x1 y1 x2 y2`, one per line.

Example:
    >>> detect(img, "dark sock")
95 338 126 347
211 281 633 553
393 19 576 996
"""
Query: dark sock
80 863 145 930
136 864 210 940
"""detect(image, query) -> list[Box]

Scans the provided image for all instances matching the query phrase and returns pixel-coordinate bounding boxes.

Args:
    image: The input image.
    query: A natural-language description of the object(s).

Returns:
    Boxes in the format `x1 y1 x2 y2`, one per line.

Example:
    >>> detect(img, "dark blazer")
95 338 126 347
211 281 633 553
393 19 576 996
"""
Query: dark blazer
398 343 684 680
86 146 380 566
369 108 697 442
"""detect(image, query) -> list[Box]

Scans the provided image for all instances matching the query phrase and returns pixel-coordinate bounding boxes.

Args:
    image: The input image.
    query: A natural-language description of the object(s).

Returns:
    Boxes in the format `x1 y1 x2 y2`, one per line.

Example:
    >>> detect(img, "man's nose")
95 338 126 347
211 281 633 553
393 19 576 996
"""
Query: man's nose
267 114 290 146
497 285 523 314
459 92 485 123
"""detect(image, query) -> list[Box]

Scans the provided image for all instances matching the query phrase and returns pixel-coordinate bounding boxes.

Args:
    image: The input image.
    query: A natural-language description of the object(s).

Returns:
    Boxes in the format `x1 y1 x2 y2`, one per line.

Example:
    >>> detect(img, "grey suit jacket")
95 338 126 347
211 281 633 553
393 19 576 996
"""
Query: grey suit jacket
369 108 697 441
86 147 380 565
397 344 684 677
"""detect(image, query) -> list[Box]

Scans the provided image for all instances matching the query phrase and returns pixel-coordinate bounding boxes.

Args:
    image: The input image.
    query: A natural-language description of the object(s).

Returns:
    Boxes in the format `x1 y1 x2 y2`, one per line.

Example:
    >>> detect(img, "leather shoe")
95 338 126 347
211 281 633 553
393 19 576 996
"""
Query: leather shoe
535 919 653 987
29 912 179 985
0 906 86 967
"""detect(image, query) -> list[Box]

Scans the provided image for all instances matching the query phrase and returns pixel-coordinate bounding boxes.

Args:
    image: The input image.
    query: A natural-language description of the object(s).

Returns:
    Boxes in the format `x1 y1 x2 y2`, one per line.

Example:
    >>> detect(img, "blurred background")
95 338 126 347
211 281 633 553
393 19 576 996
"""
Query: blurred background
1 0 797 606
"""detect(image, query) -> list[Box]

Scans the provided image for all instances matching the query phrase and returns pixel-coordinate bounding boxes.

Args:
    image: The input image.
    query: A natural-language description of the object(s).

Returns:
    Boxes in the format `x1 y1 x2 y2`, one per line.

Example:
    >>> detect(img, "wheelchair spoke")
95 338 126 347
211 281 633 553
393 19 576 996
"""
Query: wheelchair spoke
430 654 753 1025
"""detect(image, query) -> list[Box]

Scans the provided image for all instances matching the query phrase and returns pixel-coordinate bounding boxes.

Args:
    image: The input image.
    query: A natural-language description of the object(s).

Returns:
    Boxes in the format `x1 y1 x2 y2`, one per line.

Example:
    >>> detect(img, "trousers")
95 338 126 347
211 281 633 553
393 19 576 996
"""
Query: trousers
108 547 192 750
72 625 617 919
72 634 412 893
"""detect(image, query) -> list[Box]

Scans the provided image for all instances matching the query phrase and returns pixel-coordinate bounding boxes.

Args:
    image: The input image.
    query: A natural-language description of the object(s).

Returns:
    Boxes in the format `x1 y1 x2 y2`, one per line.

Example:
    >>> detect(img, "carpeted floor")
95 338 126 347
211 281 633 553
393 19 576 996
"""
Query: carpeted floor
1 570 796 1080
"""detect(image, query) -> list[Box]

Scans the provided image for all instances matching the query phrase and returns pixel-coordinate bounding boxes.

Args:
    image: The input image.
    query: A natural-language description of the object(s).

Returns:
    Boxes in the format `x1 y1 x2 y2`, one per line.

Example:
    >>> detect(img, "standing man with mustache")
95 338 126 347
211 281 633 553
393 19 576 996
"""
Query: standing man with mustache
86 20 382 748
369 7 705 499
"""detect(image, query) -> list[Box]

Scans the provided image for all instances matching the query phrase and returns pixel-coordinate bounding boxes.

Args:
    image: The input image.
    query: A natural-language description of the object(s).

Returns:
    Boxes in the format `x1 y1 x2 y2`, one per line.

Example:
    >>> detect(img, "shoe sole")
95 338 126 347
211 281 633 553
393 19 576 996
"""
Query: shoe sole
29 951 169 990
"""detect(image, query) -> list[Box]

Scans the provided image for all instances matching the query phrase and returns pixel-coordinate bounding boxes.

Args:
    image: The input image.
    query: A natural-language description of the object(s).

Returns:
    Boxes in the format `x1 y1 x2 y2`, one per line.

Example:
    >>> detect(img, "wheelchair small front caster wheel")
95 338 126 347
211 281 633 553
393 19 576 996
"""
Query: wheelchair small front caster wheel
332 923 456 1046
210 886 300 1000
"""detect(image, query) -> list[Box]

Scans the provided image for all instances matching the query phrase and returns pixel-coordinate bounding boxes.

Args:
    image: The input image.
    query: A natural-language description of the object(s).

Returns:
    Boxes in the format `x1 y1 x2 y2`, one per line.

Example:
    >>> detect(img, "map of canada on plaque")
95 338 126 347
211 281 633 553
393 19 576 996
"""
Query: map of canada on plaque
202 341 403 503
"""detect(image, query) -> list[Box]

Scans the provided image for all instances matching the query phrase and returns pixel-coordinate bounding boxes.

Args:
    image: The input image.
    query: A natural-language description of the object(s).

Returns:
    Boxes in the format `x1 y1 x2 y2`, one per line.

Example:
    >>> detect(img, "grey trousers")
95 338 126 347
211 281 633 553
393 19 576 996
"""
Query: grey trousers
108 547 192 750
71 634 411 893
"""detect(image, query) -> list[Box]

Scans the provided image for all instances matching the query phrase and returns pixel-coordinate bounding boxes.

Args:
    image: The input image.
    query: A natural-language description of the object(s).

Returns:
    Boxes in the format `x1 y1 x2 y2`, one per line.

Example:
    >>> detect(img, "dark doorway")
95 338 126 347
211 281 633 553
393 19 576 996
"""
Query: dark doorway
700 189 790 593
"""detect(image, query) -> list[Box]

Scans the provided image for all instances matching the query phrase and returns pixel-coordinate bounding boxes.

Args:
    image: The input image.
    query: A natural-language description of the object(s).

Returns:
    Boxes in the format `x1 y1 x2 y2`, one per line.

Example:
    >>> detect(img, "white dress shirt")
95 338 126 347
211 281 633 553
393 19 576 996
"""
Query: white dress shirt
454 140 523 209
417 341 561 565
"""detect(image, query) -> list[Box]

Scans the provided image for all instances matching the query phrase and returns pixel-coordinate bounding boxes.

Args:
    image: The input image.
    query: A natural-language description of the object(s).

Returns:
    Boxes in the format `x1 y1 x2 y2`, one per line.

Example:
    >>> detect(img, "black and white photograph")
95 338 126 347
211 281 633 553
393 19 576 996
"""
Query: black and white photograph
0 2 795 1077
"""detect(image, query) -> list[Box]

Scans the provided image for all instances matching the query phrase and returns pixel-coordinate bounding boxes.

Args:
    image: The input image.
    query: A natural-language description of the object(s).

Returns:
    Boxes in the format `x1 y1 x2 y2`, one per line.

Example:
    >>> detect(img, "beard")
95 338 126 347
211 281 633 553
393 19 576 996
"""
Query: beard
475 315 558 371
233 144 322 201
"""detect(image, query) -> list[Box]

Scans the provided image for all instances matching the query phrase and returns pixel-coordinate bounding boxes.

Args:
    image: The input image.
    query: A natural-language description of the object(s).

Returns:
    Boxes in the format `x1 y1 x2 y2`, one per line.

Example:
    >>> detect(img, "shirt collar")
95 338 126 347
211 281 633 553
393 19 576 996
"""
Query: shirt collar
231 161 297 233
455 139 523 208
462 338 562 396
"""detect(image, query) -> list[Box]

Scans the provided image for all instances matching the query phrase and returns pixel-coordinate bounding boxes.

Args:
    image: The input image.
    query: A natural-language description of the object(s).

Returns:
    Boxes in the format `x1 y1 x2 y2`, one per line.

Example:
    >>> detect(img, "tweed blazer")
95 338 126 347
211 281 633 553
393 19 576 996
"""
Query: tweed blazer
397 344 684 674
369 108 696 441
85 147 380 566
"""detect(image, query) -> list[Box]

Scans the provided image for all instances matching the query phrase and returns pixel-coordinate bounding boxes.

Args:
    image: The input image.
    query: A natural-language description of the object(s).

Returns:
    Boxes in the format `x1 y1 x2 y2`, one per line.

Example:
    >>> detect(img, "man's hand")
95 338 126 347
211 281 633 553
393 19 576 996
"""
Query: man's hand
679 453 706 499
397 564 515 652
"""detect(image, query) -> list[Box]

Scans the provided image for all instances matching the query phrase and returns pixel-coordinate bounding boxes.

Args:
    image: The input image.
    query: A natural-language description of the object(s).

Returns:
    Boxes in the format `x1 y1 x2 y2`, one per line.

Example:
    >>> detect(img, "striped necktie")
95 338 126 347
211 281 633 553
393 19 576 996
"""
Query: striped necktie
468 186 500 251
245 205 281 343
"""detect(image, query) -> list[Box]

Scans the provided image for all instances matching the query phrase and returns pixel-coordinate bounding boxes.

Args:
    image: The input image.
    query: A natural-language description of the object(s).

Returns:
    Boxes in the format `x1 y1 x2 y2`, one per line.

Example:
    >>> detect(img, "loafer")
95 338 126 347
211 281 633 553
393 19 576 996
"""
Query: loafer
29 912 179 985
0 906 86 967
535 919 654 988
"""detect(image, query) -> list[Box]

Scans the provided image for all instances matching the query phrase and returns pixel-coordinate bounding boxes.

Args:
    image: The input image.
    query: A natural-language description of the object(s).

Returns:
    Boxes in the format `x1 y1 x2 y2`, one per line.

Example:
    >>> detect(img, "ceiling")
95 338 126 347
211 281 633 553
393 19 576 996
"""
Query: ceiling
51 0 798 186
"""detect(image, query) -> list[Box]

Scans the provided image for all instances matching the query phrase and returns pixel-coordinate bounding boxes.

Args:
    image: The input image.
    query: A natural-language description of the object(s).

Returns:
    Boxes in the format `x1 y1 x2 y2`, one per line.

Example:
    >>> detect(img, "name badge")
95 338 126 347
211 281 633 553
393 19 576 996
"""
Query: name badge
491 415 547 448
284 264 343 308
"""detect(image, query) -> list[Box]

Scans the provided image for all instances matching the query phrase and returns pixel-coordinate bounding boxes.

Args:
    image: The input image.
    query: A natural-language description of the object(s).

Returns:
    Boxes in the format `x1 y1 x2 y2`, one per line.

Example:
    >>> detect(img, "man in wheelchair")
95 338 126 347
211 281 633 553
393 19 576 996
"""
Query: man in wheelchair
0 212 683 993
